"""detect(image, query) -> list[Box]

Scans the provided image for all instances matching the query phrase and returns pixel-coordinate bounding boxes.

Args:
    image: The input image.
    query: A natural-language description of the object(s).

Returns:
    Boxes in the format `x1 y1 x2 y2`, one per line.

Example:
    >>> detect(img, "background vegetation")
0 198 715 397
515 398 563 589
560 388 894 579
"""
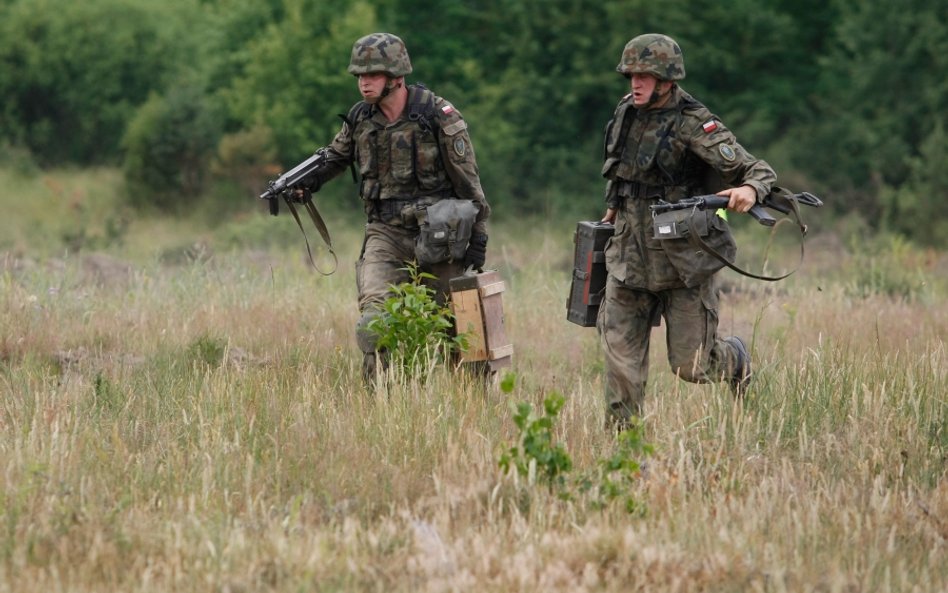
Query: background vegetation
2 169 947 591
1 0 947 244
1 1 947 590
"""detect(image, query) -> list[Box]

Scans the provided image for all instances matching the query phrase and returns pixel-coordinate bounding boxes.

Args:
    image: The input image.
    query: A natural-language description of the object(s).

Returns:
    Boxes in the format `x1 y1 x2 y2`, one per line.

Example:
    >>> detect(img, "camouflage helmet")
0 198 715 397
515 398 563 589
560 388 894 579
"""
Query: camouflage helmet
348 33 412 77
616 34 685 81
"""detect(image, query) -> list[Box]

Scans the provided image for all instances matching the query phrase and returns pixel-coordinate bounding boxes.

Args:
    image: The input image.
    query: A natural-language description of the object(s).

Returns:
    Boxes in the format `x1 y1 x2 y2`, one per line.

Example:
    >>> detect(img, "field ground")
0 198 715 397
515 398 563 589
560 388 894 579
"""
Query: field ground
1 168 946 591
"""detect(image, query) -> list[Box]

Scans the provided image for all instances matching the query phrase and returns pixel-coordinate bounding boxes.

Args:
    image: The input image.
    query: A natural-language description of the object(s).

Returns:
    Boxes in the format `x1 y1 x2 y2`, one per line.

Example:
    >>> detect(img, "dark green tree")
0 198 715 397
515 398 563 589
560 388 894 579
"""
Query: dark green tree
792 0 948 222
121 82 223 211
219 0 378 164
0 0 199 164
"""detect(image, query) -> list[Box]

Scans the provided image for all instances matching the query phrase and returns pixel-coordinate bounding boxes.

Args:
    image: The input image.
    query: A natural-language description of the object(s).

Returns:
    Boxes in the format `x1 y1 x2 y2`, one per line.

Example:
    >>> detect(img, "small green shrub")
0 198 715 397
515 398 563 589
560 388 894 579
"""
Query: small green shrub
499 373 654 511
186 334 227 368
499 391 573 495
579 419 654 515
90 371 125 417
366 264 465 380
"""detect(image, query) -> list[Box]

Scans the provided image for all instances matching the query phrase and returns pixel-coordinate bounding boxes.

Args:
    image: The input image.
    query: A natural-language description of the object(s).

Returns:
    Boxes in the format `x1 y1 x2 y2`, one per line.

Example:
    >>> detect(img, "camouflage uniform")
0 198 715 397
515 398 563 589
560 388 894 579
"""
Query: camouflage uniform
598 34 775 424
311 34 490 377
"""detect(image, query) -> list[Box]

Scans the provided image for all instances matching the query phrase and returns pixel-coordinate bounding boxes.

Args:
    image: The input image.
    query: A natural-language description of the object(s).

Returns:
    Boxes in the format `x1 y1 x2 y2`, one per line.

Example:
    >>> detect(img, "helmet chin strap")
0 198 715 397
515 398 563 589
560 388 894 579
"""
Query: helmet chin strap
643 82 671 108
380 78 402 99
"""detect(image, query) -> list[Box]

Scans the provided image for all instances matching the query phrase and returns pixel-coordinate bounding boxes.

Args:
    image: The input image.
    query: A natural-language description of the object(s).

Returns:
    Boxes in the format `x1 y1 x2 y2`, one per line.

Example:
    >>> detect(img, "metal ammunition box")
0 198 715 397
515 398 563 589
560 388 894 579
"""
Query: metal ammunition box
566 221 614 327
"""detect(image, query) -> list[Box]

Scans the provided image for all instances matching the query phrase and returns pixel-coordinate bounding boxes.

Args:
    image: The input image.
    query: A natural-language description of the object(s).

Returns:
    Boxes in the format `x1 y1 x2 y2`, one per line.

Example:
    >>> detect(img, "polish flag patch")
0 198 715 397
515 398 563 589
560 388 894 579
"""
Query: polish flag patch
441 104 455 115
702 119 718 133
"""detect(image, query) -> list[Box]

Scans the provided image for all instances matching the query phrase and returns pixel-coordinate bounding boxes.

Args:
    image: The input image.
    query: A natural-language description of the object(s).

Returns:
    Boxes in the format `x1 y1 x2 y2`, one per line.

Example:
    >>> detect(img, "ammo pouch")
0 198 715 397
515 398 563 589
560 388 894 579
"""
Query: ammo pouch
652 207 737 287
414 199 478 265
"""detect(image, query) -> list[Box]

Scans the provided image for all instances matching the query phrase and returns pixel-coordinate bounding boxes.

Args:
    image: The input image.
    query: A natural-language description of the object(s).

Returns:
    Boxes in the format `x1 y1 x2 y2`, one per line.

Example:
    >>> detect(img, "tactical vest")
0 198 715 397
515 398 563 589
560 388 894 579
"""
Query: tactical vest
345 85 453 204
601 89 737 290
602 91 710 204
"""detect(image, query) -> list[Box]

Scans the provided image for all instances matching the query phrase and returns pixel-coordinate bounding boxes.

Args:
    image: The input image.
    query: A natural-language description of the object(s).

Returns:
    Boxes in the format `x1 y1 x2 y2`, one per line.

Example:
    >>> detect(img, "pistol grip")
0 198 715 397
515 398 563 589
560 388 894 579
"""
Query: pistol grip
749 203 776 226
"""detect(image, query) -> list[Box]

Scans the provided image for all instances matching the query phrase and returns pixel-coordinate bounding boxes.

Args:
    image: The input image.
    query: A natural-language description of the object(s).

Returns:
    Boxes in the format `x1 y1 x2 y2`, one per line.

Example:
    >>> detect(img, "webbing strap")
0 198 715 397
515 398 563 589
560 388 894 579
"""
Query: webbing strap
282 192 338 276
683 205 808 282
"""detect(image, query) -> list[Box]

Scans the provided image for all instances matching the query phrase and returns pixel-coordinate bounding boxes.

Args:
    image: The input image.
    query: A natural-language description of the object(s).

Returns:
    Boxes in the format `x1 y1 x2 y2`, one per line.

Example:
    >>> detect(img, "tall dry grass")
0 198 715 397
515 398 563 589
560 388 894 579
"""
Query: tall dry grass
1 168 946 591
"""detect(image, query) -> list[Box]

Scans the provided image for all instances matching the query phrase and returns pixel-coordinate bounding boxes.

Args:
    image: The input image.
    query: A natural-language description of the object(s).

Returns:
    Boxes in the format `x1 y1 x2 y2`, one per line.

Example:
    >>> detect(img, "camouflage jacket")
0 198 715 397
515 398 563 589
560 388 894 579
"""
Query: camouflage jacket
318 84 490 235
601 86 776 290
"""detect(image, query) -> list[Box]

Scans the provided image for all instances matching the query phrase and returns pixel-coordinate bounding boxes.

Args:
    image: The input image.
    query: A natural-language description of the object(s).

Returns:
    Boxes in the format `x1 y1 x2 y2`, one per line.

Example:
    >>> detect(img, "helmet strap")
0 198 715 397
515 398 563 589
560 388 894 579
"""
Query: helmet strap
644 81 674 109
380 77 403 99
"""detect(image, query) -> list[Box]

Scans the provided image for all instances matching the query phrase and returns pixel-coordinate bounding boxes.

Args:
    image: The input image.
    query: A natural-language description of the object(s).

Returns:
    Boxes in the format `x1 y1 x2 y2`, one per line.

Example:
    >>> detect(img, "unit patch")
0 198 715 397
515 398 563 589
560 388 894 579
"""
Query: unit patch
454 137 466 156
718 143 736 161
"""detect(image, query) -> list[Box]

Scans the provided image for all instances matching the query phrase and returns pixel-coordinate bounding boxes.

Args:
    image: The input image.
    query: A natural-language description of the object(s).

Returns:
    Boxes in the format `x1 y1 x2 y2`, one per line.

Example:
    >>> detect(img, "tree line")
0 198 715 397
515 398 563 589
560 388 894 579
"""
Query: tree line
1 0 946 245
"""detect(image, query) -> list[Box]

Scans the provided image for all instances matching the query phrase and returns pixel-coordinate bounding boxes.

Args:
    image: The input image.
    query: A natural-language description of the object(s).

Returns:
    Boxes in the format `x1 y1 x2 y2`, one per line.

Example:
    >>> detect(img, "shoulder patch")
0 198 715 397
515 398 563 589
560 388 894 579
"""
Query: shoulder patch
441 104 455 115
718 143 736 161
453 137 466 156
702 119 718 134
442 119 468 136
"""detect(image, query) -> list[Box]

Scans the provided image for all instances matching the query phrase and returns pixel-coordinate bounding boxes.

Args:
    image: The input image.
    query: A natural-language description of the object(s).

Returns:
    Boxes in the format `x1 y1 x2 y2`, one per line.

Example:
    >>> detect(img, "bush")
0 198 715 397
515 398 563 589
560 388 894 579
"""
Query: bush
121 83 223 212
366 264 465 381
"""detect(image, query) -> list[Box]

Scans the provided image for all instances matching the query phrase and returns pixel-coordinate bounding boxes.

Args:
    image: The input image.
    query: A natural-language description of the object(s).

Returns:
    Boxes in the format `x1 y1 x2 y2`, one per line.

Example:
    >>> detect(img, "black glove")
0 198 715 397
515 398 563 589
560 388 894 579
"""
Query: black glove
464 233 488 270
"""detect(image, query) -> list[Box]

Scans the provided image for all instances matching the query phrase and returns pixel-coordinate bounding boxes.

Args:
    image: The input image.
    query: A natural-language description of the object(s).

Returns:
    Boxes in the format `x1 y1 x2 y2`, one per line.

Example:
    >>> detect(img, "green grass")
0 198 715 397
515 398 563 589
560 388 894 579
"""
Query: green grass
1 168 946 591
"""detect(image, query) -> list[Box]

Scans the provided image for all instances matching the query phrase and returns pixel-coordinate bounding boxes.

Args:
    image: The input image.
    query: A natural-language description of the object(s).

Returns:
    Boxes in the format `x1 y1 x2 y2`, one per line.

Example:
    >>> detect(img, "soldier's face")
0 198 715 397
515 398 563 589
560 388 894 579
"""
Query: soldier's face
358 73 388 103
629 73 660 107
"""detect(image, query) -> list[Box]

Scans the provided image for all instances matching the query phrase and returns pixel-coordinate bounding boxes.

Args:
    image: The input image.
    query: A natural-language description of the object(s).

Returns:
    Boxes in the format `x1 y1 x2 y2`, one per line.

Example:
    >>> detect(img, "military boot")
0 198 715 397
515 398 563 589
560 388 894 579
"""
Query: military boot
723 336 752 397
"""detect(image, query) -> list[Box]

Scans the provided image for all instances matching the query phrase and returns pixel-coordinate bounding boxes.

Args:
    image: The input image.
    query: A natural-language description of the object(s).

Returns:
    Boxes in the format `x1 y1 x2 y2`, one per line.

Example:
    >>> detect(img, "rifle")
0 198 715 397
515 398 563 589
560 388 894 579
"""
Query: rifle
650 190 823 230
649 189 824 281
260 150 337 274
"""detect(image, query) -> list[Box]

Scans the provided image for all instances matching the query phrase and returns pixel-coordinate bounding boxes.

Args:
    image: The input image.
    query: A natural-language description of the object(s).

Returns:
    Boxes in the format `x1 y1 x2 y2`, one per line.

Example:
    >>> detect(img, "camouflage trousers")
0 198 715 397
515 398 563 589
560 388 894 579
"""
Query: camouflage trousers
596 275 742 425
354 222 467 374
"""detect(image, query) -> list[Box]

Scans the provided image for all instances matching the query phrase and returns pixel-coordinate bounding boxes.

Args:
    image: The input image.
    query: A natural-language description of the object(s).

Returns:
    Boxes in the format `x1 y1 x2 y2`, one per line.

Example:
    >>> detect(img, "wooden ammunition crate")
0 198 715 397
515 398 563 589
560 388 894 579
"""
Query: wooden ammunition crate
449 270 512 370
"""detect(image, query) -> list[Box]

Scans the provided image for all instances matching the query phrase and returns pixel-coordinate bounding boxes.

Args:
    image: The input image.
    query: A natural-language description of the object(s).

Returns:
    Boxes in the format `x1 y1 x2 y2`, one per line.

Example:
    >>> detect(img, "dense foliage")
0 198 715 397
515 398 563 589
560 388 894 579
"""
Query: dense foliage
1 0 946 244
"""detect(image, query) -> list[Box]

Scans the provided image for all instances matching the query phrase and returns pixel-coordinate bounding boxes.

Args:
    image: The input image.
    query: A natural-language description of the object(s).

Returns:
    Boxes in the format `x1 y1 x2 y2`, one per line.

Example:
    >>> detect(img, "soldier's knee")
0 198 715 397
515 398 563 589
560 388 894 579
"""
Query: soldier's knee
355 312 380 354
670 361 703 384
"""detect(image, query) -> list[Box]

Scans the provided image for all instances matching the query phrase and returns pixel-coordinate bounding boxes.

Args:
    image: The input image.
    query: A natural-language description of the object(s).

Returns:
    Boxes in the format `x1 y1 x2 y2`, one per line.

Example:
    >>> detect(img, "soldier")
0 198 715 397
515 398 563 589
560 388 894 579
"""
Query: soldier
295 33 491 379
598 33 776 428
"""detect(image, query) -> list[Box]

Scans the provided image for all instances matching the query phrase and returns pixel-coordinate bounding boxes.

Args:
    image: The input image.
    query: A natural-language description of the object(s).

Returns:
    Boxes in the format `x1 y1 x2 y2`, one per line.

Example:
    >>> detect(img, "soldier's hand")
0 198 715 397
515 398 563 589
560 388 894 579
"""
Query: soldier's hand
716 185 757 213
601 208 617 224
290 188 309 203
464 233 488 270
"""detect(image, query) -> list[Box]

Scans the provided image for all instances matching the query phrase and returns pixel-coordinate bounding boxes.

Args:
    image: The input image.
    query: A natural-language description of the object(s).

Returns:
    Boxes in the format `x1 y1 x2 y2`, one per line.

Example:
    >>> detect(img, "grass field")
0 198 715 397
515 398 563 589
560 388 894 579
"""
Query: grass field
1 168 947 592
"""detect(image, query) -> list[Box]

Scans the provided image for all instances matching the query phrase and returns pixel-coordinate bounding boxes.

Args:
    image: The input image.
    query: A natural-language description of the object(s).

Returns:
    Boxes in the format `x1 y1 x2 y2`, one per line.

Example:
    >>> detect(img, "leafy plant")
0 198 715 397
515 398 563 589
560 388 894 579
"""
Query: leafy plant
366 263 465 380
499 378 573 494
499 373 654 511
579 419 654 515
186 334 227 368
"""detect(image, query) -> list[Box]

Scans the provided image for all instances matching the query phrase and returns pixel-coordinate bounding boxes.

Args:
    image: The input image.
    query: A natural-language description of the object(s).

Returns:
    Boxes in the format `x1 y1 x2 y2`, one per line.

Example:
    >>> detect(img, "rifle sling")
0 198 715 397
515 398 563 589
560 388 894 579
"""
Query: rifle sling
282 193 338 276
683 206 805 282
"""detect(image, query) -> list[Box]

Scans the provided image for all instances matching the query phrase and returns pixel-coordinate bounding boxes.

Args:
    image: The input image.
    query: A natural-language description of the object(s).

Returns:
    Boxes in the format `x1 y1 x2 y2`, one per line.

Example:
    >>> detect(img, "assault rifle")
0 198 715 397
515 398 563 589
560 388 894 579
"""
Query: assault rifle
259 150 328 216
649 189 824 281
650 190 823 230
259 150 336 274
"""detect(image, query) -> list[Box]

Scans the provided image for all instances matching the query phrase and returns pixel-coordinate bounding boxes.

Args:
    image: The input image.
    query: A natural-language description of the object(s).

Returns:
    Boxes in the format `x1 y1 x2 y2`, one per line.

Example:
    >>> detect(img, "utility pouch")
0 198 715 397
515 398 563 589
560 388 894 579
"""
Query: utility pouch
652 208 709 240
414 199 478 265
652 208 735 288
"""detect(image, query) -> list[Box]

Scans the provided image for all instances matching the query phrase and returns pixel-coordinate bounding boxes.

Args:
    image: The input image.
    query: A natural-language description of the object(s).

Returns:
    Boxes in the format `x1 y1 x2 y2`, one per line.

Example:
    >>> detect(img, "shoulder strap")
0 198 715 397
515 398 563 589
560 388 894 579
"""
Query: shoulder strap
338 101 372 183
341 101 371 127
406 84 438 133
